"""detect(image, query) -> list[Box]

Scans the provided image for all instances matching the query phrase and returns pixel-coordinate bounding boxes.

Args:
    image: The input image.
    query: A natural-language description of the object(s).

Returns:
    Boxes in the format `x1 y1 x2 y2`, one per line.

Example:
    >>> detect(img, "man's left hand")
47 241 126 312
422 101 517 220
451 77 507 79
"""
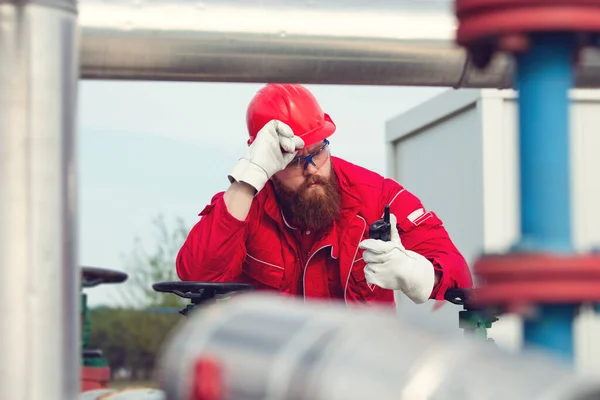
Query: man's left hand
358 213 435 304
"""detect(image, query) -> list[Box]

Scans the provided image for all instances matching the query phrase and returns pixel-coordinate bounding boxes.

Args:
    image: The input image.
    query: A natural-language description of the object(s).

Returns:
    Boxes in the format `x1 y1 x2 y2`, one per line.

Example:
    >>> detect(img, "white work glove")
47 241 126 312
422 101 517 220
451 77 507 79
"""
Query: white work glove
358 213 436 304
228 120 305 193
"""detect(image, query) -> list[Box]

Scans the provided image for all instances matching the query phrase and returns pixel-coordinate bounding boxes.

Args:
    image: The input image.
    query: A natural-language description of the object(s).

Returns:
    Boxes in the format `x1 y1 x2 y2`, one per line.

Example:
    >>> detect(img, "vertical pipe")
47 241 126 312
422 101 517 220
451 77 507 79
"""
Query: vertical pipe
516 33 574 253
523 305 577 361
0 1 80 398
515 33 577 361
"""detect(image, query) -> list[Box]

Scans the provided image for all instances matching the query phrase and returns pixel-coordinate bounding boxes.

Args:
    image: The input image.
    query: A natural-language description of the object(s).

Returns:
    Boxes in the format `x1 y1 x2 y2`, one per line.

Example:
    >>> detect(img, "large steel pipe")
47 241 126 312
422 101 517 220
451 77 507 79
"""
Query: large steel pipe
0 0 80 399
78 0 600 88
158 293 600 400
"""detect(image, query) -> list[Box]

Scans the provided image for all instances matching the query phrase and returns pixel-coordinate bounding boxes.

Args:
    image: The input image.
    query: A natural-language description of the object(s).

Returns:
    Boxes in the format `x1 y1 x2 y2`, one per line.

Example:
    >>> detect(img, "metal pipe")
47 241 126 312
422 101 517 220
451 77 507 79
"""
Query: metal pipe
515 34 578 361
158 293 600 400
80 388 166 399
516 34 575 253
0 1 80 399
78 0 600 88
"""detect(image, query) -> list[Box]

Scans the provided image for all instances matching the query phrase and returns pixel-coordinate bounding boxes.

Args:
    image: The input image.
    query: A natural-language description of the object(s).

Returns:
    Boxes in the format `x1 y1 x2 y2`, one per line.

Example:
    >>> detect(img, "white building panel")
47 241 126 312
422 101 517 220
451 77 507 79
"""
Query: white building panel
386 88 600 375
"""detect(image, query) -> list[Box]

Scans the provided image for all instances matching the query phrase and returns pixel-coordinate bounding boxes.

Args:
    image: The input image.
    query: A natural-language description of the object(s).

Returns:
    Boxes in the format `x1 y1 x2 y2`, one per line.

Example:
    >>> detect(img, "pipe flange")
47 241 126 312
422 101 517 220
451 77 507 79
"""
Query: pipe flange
455 0 600 68
469 253 600 313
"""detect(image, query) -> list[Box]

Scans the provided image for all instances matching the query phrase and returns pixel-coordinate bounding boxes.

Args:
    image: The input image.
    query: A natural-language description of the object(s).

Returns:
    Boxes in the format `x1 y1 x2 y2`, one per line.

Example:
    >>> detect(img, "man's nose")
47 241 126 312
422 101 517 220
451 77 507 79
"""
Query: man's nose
303 162 318 176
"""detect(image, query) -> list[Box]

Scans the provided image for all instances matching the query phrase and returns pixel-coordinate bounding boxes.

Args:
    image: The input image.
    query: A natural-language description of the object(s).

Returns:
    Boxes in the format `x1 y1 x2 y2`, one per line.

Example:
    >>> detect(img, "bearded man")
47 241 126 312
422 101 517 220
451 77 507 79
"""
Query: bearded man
176 84 472 306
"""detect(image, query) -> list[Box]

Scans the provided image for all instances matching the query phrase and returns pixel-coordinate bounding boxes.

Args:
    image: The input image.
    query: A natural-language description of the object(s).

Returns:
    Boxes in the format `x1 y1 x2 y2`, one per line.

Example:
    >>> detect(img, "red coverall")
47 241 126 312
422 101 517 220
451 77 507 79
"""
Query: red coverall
177 156 473 306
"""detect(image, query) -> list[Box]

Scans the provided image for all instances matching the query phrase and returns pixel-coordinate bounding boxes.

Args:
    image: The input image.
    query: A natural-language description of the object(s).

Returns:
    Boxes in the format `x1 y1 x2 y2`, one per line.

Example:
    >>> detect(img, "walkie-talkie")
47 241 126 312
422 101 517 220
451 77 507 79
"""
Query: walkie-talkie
369 205 391 241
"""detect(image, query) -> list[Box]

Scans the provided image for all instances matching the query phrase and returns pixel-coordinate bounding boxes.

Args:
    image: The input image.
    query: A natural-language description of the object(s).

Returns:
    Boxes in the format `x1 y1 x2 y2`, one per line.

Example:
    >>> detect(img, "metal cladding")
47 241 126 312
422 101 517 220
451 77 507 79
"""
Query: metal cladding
158 293 600 400
0 1 80 399
80 388 166 399
78 0 600 88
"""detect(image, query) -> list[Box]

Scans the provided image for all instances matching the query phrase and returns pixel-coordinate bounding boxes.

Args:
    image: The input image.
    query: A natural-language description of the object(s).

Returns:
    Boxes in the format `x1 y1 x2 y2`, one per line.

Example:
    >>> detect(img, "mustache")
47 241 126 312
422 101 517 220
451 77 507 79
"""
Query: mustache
303 175 327 188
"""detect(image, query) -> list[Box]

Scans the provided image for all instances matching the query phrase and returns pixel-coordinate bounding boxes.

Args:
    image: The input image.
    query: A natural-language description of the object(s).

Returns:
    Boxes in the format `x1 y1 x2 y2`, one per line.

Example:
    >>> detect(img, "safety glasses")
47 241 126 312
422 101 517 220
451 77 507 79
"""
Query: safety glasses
286 139 330 171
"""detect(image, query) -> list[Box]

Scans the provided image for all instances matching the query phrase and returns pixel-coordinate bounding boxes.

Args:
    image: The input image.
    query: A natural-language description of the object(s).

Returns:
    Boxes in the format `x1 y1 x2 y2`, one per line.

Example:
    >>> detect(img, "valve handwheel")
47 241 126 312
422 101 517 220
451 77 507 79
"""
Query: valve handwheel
81 266 128 289
152 281 254 304
444 288 469 306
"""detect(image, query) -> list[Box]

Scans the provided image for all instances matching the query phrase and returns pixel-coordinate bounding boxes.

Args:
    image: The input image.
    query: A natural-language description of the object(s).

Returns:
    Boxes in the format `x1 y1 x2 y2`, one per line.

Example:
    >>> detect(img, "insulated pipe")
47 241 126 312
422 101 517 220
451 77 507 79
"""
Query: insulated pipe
80 388 166 399
78 0 600 87
158 293 600 400
0 1 80 399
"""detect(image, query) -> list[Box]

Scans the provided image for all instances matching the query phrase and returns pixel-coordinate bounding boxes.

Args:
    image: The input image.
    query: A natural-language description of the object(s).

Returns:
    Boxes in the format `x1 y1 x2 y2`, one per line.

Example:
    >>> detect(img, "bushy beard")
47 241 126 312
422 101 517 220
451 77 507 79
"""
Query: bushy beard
273 169 341 232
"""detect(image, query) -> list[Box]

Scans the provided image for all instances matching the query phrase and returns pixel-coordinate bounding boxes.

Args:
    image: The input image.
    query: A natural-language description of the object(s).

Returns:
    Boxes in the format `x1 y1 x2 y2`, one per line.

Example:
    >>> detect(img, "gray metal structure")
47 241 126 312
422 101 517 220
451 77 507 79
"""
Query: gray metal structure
78 0 600 88
0 0 80 399
159 293 600 400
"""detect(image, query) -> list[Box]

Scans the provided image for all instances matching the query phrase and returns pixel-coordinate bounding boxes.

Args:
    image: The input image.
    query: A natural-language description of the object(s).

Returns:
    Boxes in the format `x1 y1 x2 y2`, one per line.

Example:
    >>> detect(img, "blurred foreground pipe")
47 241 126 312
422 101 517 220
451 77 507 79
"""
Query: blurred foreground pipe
78 0 600 87
0 0 80 399
158 294 600 400
80 388 166 399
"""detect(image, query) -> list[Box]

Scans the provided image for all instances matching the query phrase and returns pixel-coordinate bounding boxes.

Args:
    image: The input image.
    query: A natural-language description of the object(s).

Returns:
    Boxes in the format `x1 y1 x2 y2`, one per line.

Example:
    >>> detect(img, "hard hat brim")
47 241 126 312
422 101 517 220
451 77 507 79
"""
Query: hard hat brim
299 113 336 148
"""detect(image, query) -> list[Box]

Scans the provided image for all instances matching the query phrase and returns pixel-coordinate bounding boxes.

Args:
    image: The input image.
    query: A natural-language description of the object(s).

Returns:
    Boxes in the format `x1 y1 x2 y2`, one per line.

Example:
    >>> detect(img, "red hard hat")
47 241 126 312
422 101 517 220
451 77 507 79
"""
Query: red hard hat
246 84 336 148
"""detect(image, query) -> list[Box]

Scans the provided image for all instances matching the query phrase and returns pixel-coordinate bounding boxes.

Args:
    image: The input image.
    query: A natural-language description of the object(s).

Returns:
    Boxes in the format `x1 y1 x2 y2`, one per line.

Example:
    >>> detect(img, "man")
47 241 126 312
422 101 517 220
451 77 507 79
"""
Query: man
176 84 472 307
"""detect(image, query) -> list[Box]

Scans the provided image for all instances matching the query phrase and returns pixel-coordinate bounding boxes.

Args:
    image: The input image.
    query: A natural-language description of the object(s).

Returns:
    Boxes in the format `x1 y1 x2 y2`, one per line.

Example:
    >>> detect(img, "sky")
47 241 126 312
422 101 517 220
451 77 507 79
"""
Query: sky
78 81 448 307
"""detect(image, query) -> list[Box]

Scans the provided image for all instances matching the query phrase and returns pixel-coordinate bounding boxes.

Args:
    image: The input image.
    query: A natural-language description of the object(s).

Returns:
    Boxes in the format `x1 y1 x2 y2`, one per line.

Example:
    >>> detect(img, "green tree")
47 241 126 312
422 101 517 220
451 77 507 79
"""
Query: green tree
88 307 182 380
117 214 189 309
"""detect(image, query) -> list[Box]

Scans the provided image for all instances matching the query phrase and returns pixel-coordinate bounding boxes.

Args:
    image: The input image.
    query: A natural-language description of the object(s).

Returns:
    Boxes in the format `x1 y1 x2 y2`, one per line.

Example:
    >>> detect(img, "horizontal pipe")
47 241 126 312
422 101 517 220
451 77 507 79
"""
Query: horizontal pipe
78 0 600 88
158 293 600 400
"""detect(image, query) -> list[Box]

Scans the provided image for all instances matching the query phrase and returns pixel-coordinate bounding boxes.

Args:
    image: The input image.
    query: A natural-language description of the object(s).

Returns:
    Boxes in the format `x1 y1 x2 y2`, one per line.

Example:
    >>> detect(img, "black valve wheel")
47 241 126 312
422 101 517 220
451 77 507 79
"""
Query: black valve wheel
81 266 128 289
152 281 254 305
444 288 470 306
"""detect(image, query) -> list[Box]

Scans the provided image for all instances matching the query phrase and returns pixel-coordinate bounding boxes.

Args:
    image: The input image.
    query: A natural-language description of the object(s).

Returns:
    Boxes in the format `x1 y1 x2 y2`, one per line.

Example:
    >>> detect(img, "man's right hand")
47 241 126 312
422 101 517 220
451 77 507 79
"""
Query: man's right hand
228 120 305 193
